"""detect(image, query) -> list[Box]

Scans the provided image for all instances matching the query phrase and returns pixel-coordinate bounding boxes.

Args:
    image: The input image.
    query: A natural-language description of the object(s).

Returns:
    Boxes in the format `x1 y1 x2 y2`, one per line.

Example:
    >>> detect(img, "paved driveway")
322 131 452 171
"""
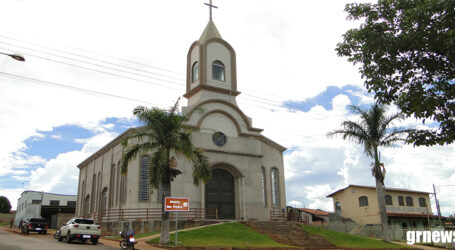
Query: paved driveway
0 227 117 250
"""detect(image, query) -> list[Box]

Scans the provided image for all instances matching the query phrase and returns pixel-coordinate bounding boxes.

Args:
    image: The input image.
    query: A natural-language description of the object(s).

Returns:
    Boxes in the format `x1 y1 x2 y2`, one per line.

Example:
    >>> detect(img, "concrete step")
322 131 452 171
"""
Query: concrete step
242 221 337 249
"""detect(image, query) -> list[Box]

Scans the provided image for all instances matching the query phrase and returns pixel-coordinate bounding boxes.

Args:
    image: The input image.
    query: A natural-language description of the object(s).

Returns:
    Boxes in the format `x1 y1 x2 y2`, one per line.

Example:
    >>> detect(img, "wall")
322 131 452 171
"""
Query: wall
0 212 15 223
331 186 432 225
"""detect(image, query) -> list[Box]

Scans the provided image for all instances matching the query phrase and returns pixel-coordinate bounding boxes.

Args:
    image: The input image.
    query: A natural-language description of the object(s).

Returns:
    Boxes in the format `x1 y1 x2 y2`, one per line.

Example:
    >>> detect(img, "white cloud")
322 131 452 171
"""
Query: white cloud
28 131 119 195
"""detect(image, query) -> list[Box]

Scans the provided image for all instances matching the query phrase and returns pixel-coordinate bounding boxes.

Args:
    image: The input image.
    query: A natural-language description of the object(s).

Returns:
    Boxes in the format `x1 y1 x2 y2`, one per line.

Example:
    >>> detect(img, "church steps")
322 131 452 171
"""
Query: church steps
242 221 337 249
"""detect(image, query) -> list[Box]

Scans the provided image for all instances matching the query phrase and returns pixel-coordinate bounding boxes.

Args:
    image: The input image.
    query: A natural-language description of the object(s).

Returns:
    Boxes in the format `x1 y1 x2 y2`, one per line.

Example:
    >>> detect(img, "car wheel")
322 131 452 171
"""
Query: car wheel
66 231 72 243
91 238 98 245
81 239 87 244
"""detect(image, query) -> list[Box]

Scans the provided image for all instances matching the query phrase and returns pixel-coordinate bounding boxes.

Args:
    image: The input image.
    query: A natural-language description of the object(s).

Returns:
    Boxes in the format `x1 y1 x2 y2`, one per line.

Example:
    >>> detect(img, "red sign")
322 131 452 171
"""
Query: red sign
165 197 190 211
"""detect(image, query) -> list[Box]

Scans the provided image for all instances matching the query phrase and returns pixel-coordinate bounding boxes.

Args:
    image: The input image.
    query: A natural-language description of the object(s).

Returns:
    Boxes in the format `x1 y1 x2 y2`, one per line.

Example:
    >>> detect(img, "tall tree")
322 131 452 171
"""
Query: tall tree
336 0 455 146
328 103 412 242
0 196 12 213
121 101 211 244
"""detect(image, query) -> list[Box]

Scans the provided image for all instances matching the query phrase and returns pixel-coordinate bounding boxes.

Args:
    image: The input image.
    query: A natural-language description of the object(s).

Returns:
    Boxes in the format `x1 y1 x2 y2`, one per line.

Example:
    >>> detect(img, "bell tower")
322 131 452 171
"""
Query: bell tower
184 20 240 106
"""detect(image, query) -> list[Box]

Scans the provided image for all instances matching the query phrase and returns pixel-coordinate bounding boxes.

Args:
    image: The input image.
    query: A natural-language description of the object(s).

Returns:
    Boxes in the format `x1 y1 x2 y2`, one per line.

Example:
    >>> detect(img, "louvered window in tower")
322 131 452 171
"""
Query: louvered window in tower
271 168 279 207
139 156 150 201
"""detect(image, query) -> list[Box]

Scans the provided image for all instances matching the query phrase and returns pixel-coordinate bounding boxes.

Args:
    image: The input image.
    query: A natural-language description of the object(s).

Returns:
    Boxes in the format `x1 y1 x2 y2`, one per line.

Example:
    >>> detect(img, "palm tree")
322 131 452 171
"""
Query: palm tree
328 103 412 242
121 101 211 244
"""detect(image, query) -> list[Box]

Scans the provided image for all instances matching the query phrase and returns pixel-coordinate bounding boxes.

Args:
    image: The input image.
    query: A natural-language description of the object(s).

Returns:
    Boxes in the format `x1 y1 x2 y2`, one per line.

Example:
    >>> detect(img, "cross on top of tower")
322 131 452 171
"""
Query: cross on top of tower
204 0 218 20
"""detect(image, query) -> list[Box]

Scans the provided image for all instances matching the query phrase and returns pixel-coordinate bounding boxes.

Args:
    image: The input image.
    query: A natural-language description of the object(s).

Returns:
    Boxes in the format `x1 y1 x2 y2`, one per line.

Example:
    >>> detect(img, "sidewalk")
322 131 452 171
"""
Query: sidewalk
392 241 445 250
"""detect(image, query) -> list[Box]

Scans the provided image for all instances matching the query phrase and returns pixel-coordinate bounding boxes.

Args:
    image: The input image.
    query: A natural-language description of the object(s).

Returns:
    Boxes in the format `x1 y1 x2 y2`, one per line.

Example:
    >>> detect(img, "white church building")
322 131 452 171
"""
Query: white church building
76 19 286 221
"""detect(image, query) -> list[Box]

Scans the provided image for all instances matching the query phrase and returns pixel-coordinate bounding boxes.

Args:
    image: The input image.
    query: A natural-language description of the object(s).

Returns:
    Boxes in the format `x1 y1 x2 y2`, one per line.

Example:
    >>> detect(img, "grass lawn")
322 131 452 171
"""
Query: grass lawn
303 225 410 249
148 222 292 248
107 231 160 240
0 222 10 227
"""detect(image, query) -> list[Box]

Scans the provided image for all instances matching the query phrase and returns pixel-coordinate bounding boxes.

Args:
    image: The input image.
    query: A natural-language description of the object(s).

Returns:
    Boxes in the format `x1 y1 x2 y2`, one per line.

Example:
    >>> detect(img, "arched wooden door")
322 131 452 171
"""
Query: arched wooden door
205 169 235 219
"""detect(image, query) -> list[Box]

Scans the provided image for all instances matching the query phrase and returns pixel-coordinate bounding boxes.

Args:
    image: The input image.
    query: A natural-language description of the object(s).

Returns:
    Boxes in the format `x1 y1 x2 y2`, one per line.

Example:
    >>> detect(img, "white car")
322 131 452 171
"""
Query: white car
58 218 101 245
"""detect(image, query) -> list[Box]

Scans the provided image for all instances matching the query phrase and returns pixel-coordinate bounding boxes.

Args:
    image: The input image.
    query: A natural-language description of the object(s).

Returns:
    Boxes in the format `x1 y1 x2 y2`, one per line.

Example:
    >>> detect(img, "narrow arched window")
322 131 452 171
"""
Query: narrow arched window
212 60 225 81
109 164 115 207
261 167 267 207
385 195 393 205
139 156 150 201
192 62 199 82
102 188 108 212
406 196 414 206
84 195 90 216
359 196 368 207
419 197 426 207
271 168 280 207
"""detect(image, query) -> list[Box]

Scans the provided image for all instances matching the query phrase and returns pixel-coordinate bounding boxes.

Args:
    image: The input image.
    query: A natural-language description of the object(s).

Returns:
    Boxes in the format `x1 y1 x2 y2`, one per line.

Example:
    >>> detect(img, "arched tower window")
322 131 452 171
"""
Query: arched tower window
139 156 150 201
192 62 199 82
212 60 225 81
261 167 267 207
270 168 280 207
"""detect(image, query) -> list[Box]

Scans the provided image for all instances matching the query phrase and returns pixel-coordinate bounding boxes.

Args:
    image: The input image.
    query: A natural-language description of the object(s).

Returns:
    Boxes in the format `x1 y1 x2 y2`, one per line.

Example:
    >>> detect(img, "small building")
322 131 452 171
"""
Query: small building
299 208 329 224
327 185 436 228
15 190 77 228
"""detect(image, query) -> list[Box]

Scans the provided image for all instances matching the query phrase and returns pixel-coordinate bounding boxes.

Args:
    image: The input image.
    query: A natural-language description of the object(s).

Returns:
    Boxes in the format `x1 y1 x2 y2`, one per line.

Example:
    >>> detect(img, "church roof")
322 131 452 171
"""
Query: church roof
199 20 222 43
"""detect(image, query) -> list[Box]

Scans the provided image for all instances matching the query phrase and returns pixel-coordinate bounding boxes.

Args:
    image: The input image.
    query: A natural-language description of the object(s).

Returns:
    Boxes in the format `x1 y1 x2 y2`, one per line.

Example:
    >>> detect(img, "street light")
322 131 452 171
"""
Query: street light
0 52 25 61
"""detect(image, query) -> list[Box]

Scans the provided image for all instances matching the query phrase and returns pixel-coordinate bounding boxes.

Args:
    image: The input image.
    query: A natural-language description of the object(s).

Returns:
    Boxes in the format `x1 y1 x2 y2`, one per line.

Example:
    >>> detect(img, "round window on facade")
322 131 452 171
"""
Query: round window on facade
212 131 226 146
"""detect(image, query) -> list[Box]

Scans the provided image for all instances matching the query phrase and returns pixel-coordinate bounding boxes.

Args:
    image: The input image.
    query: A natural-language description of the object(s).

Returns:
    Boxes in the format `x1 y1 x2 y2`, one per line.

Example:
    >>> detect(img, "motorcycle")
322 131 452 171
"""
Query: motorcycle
53 229 61 239
119 229 136 250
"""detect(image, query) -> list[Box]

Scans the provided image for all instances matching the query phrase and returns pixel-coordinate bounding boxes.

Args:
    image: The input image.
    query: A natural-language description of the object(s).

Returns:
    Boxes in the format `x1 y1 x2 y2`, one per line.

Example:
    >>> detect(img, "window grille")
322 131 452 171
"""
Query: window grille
49 200 60 206
358 196 368 207
406 196 414 206
139 156 150 201
385 195 393 205
271 168 279 207
419 197 426 207
261 167 267 207
398 196 404 206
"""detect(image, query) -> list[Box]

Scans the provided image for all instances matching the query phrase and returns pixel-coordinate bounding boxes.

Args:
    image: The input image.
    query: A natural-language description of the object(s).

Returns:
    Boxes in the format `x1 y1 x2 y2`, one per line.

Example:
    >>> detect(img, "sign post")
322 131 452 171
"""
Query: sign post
165 197 190 246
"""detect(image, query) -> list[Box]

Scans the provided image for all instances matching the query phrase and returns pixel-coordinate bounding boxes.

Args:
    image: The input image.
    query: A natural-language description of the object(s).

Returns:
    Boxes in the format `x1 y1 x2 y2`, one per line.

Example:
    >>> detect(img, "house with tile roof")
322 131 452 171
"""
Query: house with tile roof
327 185 437 228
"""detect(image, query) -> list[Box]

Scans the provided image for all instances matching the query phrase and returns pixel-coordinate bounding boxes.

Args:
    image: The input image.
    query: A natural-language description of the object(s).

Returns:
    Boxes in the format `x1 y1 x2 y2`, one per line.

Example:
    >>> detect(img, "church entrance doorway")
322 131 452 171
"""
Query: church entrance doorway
205 168 235 219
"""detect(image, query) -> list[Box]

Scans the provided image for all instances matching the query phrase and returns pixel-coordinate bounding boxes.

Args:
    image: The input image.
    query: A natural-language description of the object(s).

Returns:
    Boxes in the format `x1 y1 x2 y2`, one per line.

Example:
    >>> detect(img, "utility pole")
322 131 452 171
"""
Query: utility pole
433 184 444 229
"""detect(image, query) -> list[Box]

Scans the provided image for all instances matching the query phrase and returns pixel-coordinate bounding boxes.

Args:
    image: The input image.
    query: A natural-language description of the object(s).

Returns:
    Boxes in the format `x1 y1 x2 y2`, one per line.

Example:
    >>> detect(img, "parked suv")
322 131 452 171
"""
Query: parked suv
58 218 101 245
21 218 48 234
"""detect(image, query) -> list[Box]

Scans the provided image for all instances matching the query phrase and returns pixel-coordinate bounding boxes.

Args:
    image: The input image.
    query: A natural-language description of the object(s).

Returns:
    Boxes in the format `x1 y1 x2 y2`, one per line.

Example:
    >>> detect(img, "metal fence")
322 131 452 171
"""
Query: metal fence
83 208 217 222
270 208 309 224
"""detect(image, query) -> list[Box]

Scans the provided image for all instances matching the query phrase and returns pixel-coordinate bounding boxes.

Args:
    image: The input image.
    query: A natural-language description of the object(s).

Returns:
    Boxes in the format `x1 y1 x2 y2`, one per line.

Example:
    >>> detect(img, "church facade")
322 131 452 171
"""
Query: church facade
75 20 286 221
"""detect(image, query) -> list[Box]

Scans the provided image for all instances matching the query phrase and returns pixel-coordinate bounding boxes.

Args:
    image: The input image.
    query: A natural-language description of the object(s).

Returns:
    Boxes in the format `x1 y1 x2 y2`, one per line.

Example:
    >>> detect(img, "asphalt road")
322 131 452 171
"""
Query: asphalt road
0 228 118 250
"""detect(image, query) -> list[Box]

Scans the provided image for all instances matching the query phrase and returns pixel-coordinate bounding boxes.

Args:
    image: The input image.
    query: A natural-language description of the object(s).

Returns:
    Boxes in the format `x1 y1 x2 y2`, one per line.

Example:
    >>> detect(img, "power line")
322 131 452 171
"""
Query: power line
0 72 161 107
0 36 353 115
0 34 184 77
